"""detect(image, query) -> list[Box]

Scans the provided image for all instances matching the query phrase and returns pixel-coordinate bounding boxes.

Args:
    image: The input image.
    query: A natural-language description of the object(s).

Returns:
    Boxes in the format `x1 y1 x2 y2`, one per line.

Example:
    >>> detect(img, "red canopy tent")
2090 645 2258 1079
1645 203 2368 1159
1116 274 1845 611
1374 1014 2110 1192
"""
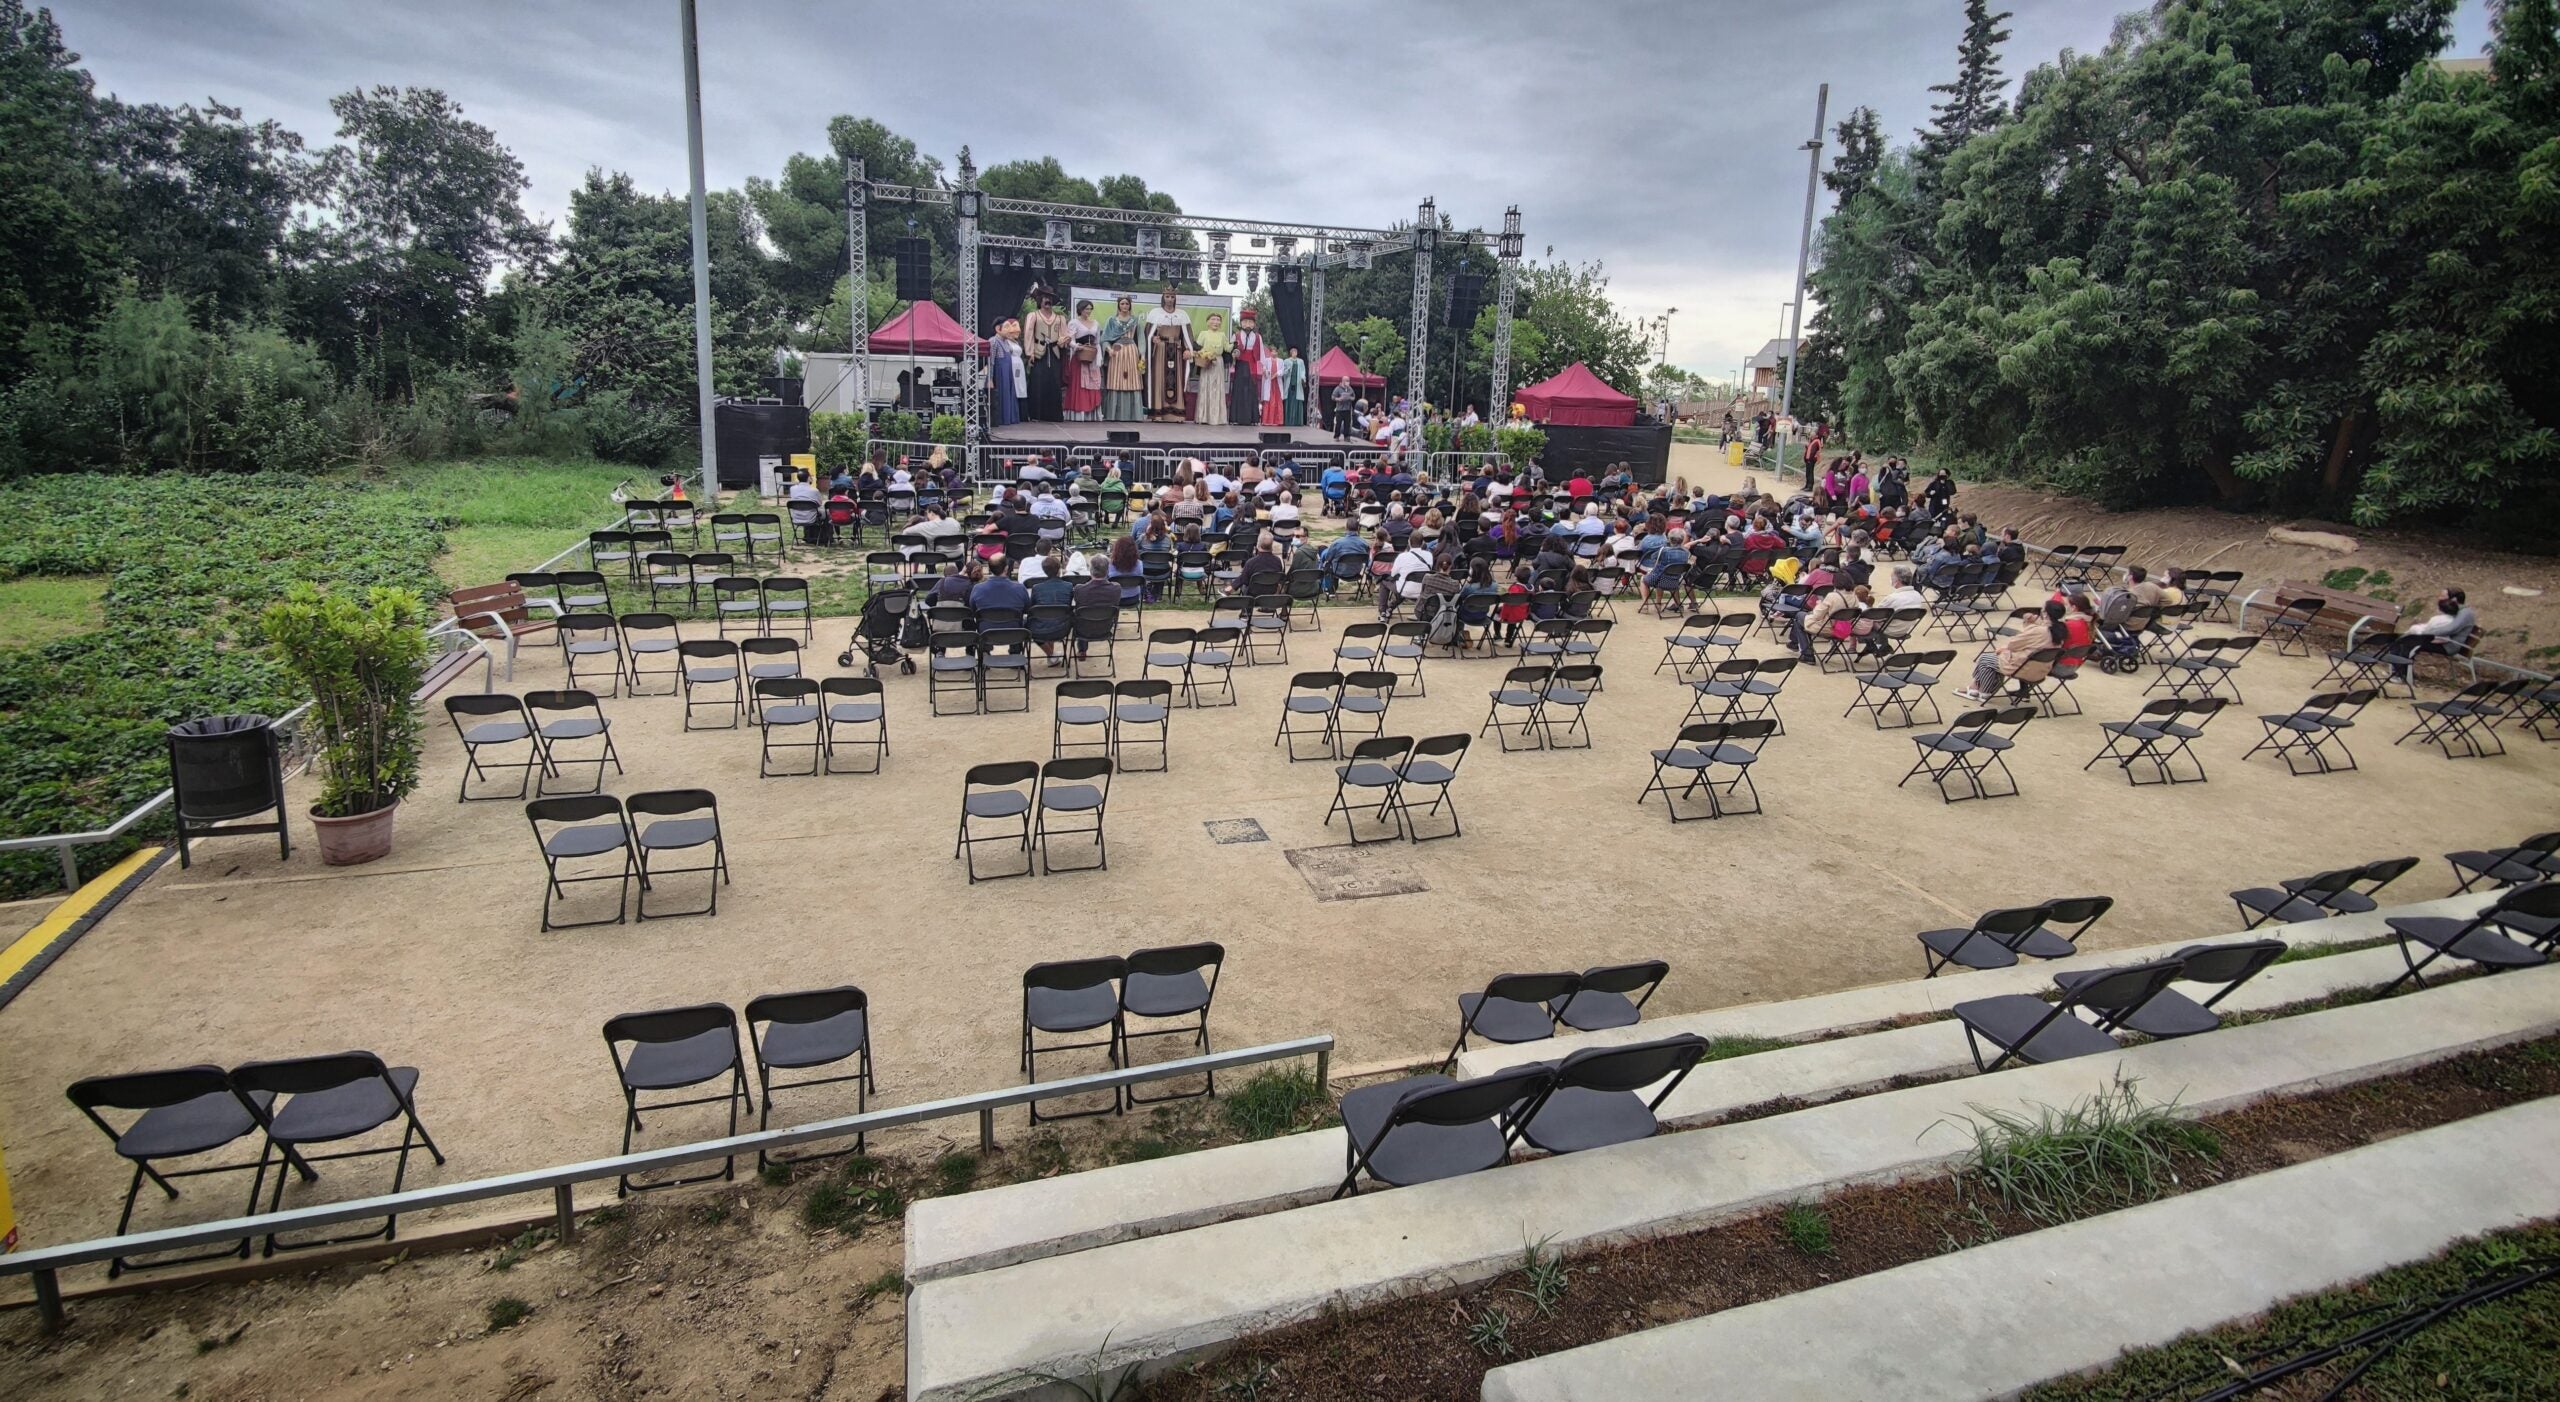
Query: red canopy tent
1515 362 1639 427
869 301 986 356
1313 346 1385 390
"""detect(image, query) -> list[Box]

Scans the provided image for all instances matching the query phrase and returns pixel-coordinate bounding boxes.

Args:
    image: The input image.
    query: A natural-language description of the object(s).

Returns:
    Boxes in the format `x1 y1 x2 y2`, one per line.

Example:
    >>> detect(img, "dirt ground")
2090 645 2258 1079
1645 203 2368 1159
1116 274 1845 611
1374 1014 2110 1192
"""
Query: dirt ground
4 454 2560 1394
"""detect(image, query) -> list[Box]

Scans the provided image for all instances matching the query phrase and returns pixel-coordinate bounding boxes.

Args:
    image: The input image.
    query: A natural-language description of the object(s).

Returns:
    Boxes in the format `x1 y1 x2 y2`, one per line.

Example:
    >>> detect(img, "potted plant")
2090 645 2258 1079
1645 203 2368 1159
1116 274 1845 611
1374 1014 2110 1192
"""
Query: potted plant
261 583 430 865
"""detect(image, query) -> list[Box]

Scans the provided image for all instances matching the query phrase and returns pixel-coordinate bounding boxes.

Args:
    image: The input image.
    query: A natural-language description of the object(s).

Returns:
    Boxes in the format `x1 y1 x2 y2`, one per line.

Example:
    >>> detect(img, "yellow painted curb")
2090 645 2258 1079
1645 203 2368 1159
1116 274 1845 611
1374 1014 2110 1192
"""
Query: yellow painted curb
0 846 161 990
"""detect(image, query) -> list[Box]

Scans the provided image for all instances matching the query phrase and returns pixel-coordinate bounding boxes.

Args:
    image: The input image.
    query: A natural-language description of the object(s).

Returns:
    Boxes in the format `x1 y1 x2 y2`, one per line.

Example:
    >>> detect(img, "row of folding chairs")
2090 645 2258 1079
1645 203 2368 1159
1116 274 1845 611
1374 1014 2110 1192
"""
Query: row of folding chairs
1844 650 1958 731
1481 664 1604 753
1343 1034 1702 1196
1138 627 1244 709
2037 544 2127 588
2241 688 2377 775
2084 697 2231 785
67 1052 443 1272
749 676 889 776
2395 678 2543 760
2446 830 2560 893
1917 898 2117 977
526 790 730 929
1019 946 1225 1123
1047 680 1173 770
1678 656 1798 734
556 614 808 699
1953 939 2284 1071
2232 857 2418 928
447 690 622 799
1638 719 1776 820
1275 671 1400 761
637 563 813 631
1325 734 1472 844
954 758 1113 881
603 991 872 1191
1900 707 2037 803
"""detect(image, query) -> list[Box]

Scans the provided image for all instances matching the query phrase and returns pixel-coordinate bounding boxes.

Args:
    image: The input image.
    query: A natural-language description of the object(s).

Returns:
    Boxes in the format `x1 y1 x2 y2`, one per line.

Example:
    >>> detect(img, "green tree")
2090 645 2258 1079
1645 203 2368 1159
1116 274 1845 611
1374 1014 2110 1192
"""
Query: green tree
1331 315 1405 387
1917 0 2014 182
105 100 309 324
0 1 120 366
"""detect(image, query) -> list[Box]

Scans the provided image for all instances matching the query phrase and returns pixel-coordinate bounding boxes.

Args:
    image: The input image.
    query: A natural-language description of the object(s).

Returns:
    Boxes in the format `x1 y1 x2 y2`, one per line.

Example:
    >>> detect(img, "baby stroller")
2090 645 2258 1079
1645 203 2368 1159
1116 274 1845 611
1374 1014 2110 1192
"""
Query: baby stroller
2089 586 2145 673
840 587 918 677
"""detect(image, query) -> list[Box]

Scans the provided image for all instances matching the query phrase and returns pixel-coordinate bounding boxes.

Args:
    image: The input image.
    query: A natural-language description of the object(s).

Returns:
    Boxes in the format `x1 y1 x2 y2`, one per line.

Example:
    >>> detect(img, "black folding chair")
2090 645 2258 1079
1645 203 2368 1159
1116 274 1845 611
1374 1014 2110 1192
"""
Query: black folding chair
2396 679 2519 760
1520 1034 1711 1154
1120 942 1225 1104
604 1004 751 1195
1537 664 1602 749
1917 903 2055 977
1549 960 1669 1032
1481 665 1551 752
446 693 537 801
1070 605 1119 677
559 613 623 696
711 574 765 639
619 611 683 695
1274 670 1344 761
754 678 823 777
2241 688 2375 775
2257 595 2324 656
678 639 743 730
232 1051 444 1253
1443 970 1580 1068
2382 881 2560 992
1111 680 1172 772
2232 865 2389 927
1391 733 1471 841
2055 940 2286 1038
66 1066 304 1276
526 795 635 931
2149 635 2257 701
1336 1063 1555 1197
1033 757 1112 874
955 760 1037 882
1325 735 1411 844
627 789 728 919
525 688 621 795
1022 957 1127 1123
746 987 874 1166
820 676 889 774
1951 957 2185 1072
928 631 983 716
1337 670 1398 753
739 636 803 722
980 628 1035 713
2447 831 2560 893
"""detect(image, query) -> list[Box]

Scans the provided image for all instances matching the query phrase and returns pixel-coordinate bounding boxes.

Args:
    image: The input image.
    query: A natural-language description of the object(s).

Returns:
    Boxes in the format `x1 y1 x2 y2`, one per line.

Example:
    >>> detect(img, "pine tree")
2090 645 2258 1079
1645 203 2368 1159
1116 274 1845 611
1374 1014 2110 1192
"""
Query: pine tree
1916 0 2013 179
1823 107 1885 200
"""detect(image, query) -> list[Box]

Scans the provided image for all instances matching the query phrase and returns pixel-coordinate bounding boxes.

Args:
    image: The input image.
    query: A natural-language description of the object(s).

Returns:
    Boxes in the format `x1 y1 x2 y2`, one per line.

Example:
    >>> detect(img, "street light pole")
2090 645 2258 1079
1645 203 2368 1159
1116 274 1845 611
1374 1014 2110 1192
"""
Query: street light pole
1779 82 1827 486
680 0 718 501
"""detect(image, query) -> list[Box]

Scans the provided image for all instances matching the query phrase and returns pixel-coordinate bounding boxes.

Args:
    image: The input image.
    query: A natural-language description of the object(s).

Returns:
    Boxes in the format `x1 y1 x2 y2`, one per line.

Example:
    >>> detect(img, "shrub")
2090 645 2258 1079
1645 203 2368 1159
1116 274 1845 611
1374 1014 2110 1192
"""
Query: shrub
1458 423 1496 454
1221 1066 1328 1140
1950 1075 2220 1225
260 584 431 817
810 411 867 475
1496 426 1546 471
928 413 965 446
876 409 923 446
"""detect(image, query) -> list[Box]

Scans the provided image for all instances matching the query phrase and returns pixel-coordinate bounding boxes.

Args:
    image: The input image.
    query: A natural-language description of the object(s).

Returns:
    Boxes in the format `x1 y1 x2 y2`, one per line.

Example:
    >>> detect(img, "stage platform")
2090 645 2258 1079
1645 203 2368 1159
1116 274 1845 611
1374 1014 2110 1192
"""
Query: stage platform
985 421 1347 450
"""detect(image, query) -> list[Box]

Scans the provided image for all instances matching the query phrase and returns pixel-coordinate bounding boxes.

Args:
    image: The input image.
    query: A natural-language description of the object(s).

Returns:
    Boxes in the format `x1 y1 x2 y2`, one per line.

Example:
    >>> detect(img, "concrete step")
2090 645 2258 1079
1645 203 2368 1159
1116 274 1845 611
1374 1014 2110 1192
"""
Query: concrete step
905 929 2458 1286
1451 892 2485 1080
1481 1095 2560 1401
903 966 2557 1400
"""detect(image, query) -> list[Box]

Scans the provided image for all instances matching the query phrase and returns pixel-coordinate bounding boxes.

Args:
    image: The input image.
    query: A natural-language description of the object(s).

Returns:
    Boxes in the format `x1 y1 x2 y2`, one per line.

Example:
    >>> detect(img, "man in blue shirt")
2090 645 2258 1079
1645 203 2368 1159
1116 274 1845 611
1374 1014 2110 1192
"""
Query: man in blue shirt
1317 526 1371 593
969 560 1030 616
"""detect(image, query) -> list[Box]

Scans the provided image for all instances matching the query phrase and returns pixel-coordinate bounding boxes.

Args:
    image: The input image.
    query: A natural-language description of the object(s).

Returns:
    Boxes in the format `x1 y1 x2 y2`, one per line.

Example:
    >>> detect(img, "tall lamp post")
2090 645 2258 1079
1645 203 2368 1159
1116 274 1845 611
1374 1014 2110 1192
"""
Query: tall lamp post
679 0 718 500
1780 82 1828 488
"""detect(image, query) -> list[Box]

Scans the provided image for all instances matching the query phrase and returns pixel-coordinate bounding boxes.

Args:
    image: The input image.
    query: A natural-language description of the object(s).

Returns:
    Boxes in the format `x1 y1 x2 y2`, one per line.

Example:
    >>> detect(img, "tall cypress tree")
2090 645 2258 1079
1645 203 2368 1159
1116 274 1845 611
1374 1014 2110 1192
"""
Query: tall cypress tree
1824 106 1886 200
1917 0 2014 182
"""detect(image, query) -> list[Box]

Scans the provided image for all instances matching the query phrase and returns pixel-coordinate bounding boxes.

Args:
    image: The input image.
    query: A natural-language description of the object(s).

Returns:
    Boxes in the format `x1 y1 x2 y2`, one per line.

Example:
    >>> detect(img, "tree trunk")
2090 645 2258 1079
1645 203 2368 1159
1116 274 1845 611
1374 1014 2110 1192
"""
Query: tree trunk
2322 407 2360 496
2199 454 2244 502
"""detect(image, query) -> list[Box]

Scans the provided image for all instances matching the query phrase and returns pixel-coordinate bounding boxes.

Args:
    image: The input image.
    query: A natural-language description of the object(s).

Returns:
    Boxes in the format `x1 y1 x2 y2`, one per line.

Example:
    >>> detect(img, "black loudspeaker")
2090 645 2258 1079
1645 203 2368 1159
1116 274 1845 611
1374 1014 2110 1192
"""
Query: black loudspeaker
1107 429 1141 445
894 237 933 300
1449 272 1487 327
1259 431 1291 446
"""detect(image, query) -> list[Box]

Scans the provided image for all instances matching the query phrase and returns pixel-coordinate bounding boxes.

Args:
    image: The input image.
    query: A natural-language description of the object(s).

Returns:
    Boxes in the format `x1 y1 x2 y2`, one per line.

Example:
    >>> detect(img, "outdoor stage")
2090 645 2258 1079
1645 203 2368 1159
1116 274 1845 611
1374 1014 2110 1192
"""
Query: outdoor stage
984 420 1356 453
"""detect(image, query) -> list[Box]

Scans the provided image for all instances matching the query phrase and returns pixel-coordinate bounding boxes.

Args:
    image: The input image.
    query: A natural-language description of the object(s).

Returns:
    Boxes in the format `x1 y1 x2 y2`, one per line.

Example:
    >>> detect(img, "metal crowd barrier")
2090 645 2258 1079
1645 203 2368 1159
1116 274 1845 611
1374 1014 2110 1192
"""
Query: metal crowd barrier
0 1034 1334 1330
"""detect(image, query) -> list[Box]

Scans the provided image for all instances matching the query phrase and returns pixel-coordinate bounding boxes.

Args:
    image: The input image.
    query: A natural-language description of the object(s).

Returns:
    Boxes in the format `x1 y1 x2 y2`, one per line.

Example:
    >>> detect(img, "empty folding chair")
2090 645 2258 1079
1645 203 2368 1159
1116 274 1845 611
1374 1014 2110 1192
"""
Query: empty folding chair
526 795 635 931
1519 1034 1712 1154
1844 651 1947 731
1443 970 1579 1068
1639 718 1772 820
1054 679 1115 759
1032 757 1112 874
619 612 683 695
447 693 538 801
761 577 812 641
1537 664 1602 749
558 613 622 697
1110 680 1172 772
819 676 889 774
2150 635 2257 701
1245 593 1292 666
1335 670 1398 753
1899 705 2031 803
2257 595 2325 656
1142 626 1197 704
2382 882 2560 992
1951 957 2185 1072
1274 671 1342 762
1333 621 1386 670
954 761 1037 882
978 628 1034 712
678 640 743 730
1070 605 1119 677
928 631 983 716
711 576 765 639
1186 625 1242 707
2055 940 2287 1038
1735 656 1800 733
1549 960 1670 1032
1656 613 1726 679
1021 957 1127 1123
2242 688 2374 775
710 512 751 555
1917 903 2055 977
603 1004 751 1195
745 512 786 561
2395 679 2514 760
1481 665 1551 752
1120 942 1224 1103
755 678 823 777
66 1066 303 1276
2447 831 2560 893
556 568 612 618
644 551 698 610
1334 1064 1555 1197
1381 620 1429 696
231 1051 444 1252
626 789 728 918
588 530 635 577
525 689 622 795
2232 867 2362 928
1391 733 1471 841
746 987 874 1164
1325 735 1412 844
739 637 802 721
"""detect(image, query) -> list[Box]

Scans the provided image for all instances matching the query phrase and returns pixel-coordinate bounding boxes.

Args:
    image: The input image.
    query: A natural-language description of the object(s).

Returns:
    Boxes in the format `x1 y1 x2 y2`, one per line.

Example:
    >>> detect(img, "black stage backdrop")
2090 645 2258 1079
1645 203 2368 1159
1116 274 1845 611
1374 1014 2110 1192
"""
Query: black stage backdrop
1269 280 1310 358
1539 422 1672 486
975 268 1041 335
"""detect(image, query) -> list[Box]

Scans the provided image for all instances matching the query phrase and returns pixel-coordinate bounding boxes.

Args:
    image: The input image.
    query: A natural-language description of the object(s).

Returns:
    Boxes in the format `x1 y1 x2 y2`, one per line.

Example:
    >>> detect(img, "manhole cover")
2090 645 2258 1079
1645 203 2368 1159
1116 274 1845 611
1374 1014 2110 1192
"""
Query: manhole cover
1284 845 1430 902
1204 818 1269 845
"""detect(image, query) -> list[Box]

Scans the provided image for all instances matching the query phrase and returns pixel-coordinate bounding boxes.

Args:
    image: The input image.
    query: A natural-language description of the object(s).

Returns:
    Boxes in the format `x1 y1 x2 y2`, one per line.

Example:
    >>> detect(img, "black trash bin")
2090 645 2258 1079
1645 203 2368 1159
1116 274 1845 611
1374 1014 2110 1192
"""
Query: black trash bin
167 714 290 868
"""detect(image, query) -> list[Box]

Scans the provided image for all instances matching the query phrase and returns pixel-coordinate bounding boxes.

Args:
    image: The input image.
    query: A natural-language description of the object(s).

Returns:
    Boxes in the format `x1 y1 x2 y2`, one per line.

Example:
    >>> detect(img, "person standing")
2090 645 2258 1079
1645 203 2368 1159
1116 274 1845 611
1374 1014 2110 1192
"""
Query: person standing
1100 296 1146 422
1331 377 1355 438
1023 287 1067 422
1144 290 1194 422
1192 311 1233 426
990 318 1026 427
1279 346 1308 427
1228 307 1267 426
1061 299 1103 422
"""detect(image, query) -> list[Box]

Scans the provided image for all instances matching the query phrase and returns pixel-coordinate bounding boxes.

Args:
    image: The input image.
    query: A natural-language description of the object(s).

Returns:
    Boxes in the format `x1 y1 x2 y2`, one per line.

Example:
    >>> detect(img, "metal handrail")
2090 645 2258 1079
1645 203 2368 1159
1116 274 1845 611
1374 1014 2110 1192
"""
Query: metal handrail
3 1034 1332 1328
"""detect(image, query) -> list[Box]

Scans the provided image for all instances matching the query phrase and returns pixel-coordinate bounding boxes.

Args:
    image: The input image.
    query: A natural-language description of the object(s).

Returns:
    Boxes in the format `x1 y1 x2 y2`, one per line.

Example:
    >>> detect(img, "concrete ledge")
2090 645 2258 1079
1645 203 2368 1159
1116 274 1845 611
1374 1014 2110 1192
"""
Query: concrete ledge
904 941 2455 1286
1482 1096 2560 1401
1452 894 2485 1080
904 967 2558 1401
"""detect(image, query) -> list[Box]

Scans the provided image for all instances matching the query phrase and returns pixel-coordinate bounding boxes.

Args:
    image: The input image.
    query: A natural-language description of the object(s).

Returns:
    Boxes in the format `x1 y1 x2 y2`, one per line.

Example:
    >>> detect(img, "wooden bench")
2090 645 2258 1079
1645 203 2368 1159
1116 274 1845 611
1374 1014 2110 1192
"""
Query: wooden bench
2249 579 2402 656
448 582 556 680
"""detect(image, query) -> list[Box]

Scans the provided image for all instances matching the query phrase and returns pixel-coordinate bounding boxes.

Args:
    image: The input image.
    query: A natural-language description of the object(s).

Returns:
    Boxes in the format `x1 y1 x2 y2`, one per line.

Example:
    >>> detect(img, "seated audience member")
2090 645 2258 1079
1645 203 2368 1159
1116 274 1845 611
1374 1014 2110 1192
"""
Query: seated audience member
2390 587 2477 680
1962 601 2068 700
1878 565 1927 612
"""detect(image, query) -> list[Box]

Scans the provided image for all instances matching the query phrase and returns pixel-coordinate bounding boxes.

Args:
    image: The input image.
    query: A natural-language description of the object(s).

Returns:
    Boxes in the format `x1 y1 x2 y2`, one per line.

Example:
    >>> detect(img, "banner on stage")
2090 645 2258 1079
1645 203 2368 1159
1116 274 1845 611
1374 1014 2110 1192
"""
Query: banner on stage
1070 287 1237 346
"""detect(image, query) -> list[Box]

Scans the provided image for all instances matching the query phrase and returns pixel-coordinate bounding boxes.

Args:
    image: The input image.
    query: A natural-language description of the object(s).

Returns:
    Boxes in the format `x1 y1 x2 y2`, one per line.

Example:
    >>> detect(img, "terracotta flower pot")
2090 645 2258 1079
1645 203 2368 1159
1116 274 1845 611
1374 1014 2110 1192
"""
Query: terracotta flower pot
309 801 399 866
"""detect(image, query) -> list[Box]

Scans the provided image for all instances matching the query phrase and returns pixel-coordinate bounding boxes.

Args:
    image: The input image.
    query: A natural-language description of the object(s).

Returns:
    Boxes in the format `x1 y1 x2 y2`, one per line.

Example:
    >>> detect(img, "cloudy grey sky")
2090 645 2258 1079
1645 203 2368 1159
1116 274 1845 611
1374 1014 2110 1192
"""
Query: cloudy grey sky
63 0 2496 381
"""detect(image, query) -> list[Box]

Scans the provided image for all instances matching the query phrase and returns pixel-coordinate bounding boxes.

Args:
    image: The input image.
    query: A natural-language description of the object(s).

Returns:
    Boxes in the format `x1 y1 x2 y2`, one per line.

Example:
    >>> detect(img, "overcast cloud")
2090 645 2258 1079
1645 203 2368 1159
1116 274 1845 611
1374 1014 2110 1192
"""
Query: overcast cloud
62 0 2496 380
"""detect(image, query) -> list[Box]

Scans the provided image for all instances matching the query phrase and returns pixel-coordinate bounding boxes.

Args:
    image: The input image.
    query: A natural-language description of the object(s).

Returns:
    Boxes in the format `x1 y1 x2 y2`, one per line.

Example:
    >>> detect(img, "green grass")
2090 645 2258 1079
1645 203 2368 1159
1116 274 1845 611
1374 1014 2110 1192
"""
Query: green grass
1947 1076 2220 1225
1222 1066 1332 1141
382 458 634 588
859 1268 907 1302
1511 1238 1572 1316
484 1296 532 1332
0 575 107 648
1700 1034 1799 1063
933 1151 980 1196
2024 1225 2560 1400
1778 1201 1836 1258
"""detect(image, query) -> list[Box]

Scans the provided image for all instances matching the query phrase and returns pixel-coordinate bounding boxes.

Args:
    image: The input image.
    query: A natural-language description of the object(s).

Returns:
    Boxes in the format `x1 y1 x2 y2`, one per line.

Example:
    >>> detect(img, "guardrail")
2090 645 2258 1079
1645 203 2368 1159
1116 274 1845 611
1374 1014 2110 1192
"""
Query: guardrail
0 1033 1333 1329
